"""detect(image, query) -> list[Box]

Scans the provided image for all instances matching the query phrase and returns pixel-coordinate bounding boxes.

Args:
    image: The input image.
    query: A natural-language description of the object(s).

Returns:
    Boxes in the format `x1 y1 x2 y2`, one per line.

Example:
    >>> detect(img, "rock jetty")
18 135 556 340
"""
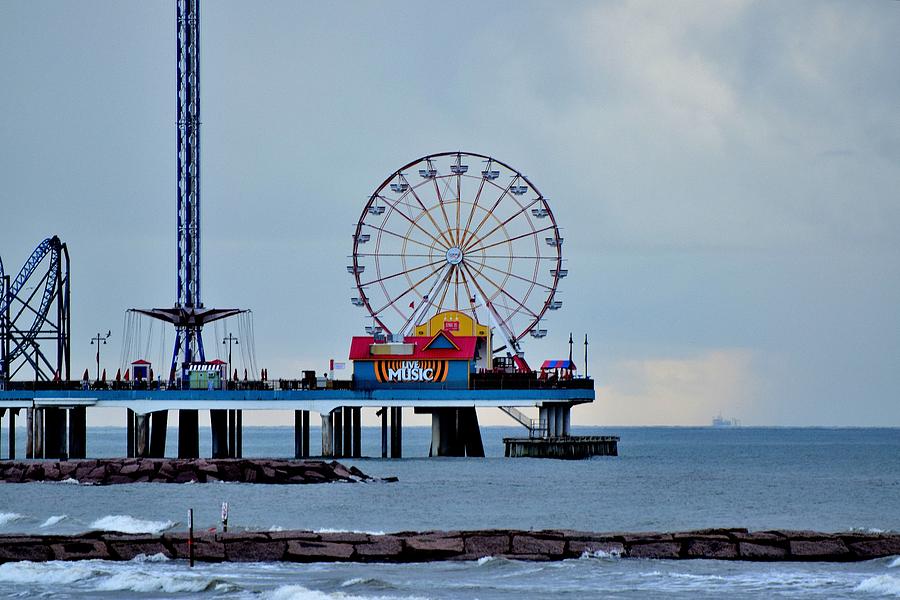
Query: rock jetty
0 528 897 564
0 458 389 485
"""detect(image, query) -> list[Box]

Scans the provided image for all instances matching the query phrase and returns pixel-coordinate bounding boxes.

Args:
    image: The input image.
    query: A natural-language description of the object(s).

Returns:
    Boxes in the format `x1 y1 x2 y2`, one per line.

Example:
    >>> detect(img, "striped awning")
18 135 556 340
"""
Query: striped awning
541 360 576 370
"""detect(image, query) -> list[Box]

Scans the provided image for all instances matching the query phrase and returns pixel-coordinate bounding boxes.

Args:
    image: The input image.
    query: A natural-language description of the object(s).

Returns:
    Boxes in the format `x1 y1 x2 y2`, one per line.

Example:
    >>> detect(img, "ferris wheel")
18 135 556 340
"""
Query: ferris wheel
348 151 566 356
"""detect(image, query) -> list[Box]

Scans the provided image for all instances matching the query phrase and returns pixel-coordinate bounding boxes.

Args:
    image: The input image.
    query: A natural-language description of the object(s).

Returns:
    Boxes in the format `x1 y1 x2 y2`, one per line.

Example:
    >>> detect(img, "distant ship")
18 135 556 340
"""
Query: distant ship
712 414 740 428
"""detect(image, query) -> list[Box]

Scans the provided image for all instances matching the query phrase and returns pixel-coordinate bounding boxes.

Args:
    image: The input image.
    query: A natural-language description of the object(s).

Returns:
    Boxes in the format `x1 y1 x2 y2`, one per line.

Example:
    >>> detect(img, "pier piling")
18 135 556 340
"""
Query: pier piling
126 409 135 458
390 407 402 458
150 411 168 458
210 409 228 458
177 409 199 459
69 406 86 459
134 413 150 457
7 408 16 460
321 411 334 457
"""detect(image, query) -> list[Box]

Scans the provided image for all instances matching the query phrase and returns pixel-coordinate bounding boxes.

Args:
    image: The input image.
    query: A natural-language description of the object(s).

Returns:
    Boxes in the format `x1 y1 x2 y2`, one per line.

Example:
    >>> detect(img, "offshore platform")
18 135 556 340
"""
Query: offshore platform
0 1 612 460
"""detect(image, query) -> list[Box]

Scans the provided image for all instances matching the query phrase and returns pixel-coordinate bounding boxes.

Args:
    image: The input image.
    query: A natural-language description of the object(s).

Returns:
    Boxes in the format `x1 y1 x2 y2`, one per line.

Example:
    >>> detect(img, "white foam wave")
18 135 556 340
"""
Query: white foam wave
0 561 103 585
889 556 900 568
855 574 900 596
95 571 228 593
39 515 67 529
580 548 622 559
130 552 170 563
314 528 386 535
0 512 24 527
476 556 496 566
90 515 175 535
269 525 285 532
267 584 425 600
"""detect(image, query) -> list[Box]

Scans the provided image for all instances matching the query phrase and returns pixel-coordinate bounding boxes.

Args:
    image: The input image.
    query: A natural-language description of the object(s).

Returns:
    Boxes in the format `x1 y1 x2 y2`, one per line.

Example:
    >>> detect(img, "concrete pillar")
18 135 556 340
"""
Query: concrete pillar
333 408 343 458
321 412 334 457
135 413 150 457
68 406 86 459
43 408 66 459
126 409 135 458
150 411 168 458
236 410 243 458
390 407 402 458
228 410 236 458
352 407 361 458
33 408 44 458
460 407 485 457
342 407 352 458
8 408 16 460
562 405 571 437
26 408 33 459
210 409 229 458
178 409 199 459
294 410 309 459
380 408 388 458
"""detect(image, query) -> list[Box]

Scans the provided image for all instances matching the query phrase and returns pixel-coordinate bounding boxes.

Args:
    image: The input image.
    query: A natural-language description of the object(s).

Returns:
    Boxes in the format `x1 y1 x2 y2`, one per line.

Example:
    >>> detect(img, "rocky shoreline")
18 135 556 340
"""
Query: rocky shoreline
0 528 897 564
0 459 390 485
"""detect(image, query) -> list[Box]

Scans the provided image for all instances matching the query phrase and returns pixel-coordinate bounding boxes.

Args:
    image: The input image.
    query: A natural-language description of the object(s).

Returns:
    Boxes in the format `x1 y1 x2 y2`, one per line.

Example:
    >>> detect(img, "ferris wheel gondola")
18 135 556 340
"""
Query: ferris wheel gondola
348 151 565 360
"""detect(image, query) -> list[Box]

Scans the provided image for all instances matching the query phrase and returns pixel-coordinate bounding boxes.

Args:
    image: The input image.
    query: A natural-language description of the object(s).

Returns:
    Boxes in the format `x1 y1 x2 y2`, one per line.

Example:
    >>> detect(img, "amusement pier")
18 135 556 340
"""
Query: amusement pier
0 0 613 462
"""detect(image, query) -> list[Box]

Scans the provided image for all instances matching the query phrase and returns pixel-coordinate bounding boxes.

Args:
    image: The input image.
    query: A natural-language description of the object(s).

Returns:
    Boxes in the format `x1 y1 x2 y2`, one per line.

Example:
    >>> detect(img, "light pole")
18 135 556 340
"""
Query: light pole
90 330 111 381
222 333 239 382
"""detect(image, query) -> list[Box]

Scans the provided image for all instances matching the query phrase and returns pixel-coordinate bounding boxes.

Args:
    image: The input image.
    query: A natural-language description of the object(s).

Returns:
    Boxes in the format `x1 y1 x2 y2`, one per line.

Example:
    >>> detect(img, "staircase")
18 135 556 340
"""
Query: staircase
499 406 547 438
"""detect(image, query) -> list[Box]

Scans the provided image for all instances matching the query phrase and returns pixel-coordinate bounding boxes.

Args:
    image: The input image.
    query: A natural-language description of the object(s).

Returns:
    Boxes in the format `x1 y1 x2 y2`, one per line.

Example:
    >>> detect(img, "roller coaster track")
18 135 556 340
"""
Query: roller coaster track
0 236 70 381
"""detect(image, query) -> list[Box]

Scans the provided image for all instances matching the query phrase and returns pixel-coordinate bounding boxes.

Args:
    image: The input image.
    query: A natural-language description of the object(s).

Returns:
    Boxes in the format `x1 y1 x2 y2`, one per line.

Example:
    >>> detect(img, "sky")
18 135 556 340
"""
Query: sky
1 1 898 427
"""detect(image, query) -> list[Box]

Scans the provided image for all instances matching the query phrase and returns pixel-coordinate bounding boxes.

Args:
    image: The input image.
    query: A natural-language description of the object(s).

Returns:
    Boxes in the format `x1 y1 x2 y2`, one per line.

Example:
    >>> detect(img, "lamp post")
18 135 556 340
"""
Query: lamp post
222 333 239 382
90 330 111 381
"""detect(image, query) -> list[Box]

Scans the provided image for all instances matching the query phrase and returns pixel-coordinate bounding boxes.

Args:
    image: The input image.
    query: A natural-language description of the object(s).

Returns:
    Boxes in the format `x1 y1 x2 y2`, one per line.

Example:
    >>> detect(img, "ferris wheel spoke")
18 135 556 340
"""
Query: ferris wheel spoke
376 192 450 251
403 175 455 248
459 175 487 251
461 178 516 250
464 261 541 322
355 253 438 258
431 176 456 246
468 225 557 255
460 262 518 339
359 258 446 288
473 260 554 292
371 262 446 318
462 196 544 254
433 264 456 318
362 222 441 253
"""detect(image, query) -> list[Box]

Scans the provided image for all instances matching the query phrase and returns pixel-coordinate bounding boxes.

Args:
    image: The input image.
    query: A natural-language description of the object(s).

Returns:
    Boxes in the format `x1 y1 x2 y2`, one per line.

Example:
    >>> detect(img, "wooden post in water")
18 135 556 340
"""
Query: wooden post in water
321 412 333 457
333 408 343 458
352 407 361 458
380 407 388 458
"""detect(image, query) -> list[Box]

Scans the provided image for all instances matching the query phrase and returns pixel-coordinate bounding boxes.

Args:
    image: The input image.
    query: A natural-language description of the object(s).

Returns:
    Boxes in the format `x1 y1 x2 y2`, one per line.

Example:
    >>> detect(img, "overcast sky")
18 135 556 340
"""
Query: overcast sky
1 1 898 426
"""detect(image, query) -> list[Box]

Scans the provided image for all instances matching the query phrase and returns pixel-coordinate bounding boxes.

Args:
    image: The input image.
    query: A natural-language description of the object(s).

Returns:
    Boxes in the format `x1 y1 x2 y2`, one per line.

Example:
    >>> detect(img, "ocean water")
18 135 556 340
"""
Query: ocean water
0 426 898 598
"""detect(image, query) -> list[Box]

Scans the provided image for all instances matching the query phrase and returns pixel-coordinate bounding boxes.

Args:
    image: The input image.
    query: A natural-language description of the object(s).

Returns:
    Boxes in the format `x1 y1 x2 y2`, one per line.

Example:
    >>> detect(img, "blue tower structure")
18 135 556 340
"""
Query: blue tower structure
133 0 243 459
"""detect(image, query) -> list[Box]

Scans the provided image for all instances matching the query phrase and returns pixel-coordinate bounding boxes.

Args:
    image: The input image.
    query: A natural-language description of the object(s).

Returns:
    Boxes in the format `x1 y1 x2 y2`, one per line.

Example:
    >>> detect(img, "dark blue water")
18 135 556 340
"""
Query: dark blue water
0 426 898 598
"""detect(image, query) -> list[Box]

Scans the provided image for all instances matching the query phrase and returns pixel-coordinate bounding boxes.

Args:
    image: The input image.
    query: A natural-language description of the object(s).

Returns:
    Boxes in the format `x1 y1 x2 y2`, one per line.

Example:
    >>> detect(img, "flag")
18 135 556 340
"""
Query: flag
332 361 346 370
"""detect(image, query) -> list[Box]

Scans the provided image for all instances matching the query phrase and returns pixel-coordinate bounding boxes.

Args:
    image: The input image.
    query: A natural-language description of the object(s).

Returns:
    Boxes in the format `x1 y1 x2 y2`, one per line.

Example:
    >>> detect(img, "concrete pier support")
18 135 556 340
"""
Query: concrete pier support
33 409 44 458
321 412 334 457
352 407 361 458
26 408 33 459
539 404 572 438
228 410 236 458
69 407 86 459
150 411 168 458
380 408 388 458
235 410 242 458
126 409 135 458
390 407 402 458
210 409 229 458
294 410 310 458
428 408 484 457
7 408 16 460
177 410 199 459
134 413 150 458
342 408 352 458
42 408 67 459
333 408 343 458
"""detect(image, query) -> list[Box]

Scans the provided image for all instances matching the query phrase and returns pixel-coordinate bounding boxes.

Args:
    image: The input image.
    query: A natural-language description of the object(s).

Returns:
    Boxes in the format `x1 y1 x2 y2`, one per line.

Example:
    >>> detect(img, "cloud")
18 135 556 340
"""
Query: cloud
579 349 755 425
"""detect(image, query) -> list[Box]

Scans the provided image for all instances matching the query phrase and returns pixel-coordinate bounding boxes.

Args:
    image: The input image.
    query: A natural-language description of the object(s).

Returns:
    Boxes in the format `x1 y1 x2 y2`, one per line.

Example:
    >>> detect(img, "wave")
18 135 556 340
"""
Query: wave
889 556 900 568
580 548 622 559
855 574 900 596
130 552 170 563
39 515 67 529
0 512 24 527
0 561 232 594
90 515 175 535
95 571 231 593
314 528 386 535
267 584 426 600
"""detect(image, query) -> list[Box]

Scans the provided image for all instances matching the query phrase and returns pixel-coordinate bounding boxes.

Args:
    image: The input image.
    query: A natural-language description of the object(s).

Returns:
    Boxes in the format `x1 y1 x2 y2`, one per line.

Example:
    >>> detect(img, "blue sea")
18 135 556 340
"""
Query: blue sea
0 426 898 598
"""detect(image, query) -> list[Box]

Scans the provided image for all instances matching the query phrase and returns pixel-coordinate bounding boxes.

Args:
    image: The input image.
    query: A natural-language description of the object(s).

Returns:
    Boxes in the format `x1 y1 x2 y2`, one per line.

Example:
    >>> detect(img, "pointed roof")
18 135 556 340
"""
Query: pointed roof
424 329 459 351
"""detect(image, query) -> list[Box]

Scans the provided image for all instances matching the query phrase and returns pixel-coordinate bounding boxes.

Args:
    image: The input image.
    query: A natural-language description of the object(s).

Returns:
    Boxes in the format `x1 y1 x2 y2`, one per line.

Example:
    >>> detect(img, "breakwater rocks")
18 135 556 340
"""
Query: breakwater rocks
0 458 388 485
0 528 897 564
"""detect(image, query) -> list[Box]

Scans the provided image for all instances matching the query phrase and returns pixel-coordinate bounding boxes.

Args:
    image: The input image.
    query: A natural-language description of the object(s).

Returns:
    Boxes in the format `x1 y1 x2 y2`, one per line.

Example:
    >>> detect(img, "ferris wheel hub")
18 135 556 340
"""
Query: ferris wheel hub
445 246 464 266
